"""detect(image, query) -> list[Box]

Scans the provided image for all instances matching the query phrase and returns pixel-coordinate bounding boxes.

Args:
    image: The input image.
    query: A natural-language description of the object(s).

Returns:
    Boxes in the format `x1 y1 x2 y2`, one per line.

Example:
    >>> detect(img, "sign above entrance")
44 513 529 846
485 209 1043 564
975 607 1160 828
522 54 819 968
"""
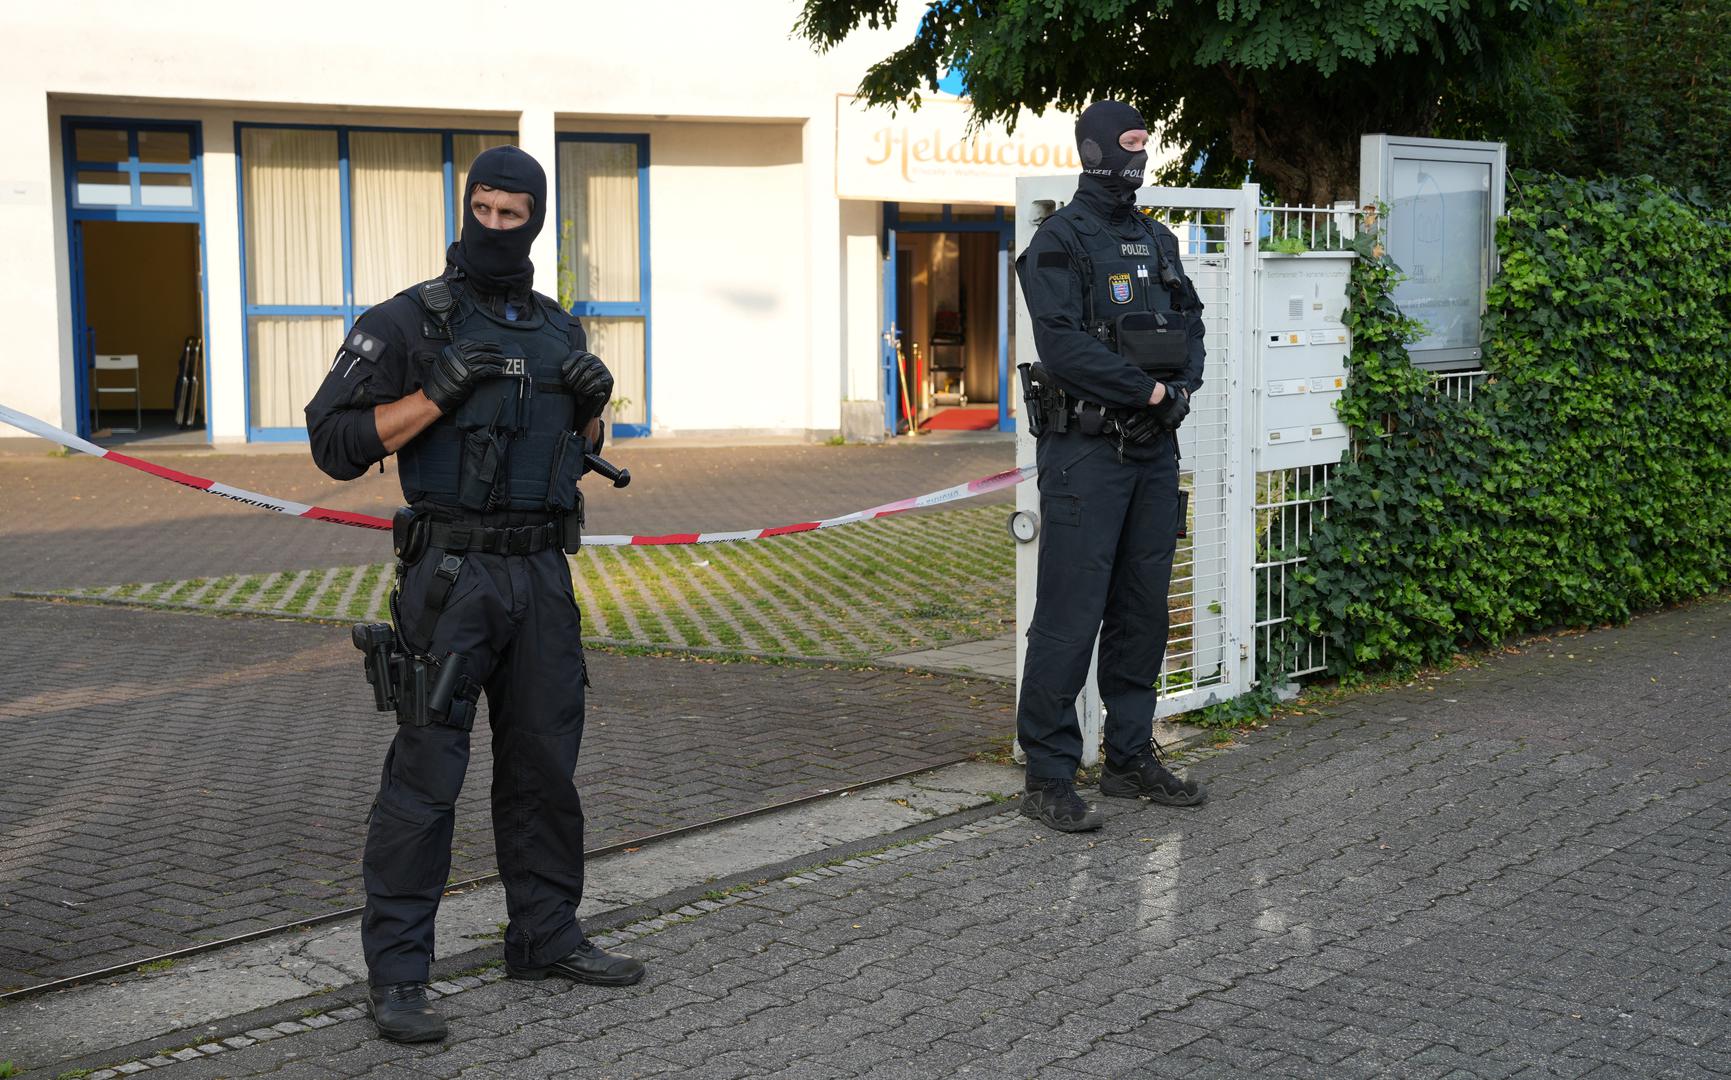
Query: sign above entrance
836 95 1086 206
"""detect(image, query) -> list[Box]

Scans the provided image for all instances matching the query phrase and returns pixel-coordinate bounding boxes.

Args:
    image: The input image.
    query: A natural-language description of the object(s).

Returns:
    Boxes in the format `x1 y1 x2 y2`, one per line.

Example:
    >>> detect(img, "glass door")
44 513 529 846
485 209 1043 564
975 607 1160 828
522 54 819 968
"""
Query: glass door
62 119 205 440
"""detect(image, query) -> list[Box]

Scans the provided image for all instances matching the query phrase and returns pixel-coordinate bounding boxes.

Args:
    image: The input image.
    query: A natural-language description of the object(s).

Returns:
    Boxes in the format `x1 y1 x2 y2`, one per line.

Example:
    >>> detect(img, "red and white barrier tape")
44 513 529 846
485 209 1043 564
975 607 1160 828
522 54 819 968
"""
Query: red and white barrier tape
1 403 1029 547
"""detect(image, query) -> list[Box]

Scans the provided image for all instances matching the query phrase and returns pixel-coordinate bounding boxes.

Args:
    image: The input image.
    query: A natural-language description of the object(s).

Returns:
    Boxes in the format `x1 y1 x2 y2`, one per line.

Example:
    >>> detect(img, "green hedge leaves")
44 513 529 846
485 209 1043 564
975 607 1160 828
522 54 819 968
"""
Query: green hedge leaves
1291 173 1731 675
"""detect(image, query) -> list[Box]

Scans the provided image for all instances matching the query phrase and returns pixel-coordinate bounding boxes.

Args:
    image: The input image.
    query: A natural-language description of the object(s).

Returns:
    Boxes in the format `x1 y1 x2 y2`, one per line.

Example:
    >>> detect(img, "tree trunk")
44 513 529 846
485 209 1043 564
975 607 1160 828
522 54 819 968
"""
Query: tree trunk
1230 119 1360 204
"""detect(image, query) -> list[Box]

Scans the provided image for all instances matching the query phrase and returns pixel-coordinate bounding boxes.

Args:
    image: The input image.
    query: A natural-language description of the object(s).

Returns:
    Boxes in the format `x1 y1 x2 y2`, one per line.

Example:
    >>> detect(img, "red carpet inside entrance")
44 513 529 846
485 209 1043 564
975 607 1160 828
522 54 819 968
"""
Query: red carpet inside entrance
919 407 999 432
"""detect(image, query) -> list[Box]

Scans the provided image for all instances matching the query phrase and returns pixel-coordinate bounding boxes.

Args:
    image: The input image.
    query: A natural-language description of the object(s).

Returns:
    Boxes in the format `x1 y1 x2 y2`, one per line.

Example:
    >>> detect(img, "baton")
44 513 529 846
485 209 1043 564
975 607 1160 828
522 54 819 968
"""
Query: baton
584 452 631 488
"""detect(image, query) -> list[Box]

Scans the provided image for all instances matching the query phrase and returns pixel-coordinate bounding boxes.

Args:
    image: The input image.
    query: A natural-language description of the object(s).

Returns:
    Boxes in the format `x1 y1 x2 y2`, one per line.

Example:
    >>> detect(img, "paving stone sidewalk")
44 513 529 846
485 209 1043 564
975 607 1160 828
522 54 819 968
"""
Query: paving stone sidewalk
0 599 1012 992
0 437 1019 992
64 594 1730 1080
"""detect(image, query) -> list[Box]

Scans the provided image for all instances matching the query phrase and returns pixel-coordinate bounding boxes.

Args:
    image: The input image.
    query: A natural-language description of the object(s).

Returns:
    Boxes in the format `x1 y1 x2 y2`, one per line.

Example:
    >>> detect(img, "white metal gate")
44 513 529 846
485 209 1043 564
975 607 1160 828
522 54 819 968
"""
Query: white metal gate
1013 182 1260 764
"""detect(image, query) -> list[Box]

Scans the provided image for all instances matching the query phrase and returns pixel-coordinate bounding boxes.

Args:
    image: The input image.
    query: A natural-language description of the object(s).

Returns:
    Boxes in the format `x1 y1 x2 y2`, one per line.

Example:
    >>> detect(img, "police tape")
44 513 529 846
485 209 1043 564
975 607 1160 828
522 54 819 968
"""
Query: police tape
1 402 1032 547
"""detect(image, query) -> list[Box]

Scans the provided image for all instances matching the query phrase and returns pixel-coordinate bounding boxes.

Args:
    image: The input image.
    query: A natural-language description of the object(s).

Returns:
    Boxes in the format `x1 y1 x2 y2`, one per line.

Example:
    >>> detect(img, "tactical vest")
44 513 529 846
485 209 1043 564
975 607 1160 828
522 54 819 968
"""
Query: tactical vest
397 281 582 515
1044 204 1202 379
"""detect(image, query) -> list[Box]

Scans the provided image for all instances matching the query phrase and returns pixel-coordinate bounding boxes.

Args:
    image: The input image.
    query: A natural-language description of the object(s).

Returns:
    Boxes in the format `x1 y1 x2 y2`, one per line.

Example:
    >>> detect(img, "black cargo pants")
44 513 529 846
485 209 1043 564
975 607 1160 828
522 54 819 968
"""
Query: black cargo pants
1017 427 1182 779
362 543 588 986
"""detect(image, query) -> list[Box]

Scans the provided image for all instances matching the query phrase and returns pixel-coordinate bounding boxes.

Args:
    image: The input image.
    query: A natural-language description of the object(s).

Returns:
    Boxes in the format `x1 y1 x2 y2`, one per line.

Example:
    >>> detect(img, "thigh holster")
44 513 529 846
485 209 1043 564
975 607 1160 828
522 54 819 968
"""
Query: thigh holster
394 651 480 732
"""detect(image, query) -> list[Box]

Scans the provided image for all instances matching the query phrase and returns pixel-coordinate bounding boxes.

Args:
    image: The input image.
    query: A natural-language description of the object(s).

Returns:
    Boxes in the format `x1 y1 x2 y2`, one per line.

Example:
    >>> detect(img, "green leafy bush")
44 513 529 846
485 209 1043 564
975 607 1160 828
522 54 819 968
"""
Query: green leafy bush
1292 174 1731 674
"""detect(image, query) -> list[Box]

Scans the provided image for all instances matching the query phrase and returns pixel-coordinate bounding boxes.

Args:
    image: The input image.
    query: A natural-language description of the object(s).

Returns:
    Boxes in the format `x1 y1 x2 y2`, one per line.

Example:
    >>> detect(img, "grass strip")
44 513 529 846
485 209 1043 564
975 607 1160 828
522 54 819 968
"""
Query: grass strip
648 547 746 649
46 506 1031 662
253 570 300 611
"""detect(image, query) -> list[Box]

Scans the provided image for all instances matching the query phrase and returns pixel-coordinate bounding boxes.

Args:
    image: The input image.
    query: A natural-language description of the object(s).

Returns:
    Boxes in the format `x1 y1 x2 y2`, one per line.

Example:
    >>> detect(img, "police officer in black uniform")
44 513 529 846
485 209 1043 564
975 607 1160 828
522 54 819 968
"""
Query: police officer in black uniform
1013 101 1208 833
306 146 640 1044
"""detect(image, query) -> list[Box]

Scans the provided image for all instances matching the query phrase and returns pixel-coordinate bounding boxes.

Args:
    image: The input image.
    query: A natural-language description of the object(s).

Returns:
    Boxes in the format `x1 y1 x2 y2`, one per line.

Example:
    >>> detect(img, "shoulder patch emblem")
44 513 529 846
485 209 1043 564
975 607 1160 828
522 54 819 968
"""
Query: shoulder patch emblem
1109 273 1133 304
347 330 384 358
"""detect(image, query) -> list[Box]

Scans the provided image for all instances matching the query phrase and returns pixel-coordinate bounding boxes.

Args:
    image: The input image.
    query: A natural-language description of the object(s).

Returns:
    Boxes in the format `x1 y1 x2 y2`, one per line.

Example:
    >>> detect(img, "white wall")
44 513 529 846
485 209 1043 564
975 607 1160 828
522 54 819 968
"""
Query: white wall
1 83 70 432
841 200 884 403
0 0 924 440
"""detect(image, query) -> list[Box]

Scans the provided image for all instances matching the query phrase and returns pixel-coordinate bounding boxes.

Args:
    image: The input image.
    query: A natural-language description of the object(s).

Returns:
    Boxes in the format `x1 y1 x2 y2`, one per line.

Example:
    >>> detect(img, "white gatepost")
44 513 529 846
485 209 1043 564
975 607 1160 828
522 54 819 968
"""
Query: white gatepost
1013 182 1261 766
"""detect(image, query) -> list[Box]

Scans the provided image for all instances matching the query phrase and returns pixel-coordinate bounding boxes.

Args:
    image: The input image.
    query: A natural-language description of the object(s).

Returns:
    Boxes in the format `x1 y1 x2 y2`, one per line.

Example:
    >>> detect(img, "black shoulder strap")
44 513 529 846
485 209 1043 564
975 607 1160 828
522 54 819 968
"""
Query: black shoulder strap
1140 216 1202 314
408 553 465 654
532 294 588 350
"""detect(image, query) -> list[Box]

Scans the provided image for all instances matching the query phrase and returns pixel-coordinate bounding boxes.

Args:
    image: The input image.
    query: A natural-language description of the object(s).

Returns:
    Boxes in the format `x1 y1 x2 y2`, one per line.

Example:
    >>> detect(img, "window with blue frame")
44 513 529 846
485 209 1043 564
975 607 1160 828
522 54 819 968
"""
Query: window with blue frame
556 135 650 434
237 124 511 437
70 125 200 212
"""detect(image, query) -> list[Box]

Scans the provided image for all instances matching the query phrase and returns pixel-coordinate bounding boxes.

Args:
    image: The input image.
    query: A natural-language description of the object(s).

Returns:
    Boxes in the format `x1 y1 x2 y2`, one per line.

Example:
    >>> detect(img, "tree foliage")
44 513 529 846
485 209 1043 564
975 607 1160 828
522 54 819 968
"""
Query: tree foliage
797 0 1574 203
1508 0 1731 206
1290 174 1731 674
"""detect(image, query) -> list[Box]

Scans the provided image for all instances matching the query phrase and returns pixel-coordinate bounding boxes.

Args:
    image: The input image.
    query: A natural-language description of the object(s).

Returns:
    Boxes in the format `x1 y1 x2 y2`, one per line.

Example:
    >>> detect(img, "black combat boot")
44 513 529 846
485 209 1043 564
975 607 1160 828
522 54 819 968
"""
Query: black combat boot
506 939 646 986
1099 745 1207 806
1020 776 1105 832
367 981 448 1043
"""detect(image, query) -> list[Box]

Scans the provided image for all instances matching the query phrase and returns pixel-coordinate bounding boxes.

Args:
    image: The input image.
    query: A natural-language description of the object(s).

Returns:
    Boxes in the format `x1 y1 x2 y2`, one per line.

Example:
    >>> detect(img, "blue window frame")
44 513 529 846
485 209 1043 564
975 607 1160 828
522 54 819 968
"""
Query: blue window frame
61 118 209 440
556 134 651 438
67 121 203 216
234 122 512 441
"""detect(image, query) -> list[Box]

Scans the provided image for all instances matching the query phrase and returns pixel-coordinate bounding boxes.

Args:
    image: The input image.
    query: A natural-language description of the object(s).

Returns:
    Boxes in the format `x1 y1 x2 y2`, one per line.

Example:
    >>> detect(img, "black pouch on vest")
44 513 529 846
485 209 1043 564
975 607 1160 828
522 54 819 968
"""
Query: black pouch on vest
1114 311 1189 379
394 656 433 727
458 429 505 511
454 358 531 434
547 431 584 512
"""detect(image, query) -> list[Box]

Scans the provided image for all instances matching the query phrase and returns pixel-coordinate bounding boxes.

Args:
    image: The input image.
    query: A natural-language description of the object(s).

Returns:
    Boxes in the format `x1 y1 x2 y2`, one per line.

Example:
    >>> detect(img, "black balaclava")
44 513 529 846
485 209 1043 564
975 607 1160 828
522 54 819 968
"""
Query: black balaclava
450 145 547 295
1074 100 1149 219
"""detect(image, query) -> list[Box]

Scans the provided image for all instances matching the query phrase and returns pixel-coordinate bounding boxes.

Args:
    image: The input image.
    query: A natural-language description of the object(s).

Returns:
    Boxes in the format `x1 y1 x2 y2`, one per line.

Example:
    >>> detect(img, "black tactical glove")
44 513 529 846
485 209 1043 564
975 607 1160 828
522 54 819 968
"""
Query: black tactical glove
561 350 615 426
424 340 506 413
1150 382 1191 431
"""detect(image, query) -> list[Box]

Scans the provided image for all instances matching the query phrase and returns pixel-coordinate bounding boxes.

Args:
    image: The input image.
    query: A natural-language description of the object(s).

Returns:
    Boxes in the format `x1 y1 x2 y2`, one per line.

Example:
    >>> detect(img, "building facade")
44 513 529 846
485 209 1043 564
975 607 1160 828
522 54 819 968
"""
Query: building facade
0 1 1105 447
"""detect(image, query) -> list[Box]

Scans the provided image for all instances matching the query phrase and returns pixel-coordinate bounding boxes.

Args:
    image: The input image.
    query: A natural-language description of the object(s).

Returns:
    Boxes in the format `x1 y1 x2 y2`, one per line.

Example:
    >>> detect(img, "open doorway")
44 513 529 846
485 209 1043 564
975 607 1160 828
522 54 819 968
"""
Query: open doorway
78 220 204 441
63 119 206 443
899 231 1004 431
883 203 1014 435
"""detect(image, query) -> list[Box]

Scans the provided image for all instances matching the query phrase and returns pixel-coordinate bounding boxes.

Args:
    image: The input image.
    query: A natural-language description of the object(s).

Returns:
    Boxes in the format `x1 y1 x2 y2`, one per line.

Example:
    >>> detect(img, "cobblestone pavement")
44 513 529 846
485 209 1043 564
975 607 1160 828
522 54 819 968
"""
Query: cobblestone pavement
0 438 1013 592
0 598 1011 991
0 436 1017 990
80 594 1731 1079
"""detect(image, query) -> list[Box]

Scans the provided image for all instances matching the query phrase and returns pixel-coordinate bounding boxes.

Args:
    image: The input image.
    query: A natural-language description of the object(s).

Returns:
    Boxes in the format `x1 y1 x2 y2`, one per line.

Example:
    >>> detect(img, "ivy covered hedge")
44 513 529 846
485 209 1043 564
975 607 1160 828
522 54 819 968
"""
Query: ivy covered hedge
1291 173 1731 675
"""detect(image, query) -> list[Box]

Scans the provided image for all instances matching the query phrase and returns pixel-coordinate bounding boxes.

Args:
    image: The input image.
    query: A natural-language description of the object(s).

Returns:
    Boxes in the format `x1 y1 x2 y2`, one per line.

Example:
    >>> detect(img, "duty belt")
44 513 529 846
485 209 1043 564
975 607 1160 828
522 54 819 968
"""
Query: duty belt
1065 399 1132 423
427 518 564 555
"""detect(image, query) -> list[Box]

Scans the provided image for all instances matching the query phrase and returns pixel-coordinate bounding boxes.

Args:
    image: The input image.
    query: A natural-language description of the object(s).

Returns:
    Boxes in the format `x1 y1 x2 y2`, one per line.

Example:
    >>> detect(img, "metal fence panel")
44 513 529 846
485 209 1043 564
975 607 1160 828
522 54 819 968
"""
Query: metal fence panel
1011 189 1494 730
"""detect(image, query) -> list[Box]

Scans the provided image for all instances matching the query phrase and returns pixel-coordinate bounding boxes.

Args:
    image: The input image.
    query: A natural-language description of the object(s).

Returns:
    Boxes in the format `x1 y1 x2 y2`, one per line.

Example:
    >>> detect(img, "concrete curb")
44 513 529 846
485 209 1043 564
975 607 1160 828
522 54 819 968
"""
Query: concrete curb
6 726 1206 1078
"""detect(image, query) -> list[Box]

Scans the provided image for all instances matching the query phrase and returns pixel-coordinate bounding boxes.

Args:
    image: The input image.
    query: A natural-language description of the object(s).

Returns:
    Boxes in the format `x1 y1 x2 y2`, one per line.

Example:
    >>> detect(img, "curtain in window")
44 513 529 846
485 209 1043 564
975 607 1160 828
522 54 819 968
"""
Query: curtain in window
583 318 646 425
243 130 341 428
351 132 445 307
558 142 639 303
242 129 341 306
249 316 342 429
558 141 644 424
